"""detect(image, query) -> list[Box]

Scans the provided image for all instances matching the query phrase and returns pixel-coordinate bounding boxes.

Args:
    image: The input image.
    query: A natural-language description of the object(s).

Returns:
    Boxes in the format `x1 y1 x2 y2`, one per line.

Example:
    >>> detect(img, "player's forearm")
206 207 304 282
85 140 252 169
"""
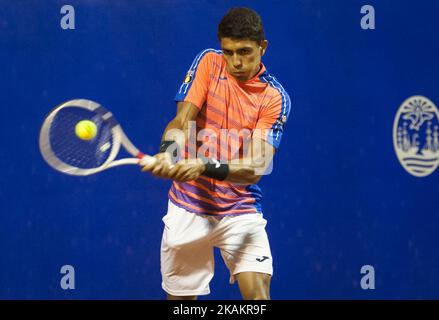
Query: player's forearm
201 158 266 185
203 139 274 185
161 102 199 146
160 117 185 143
223 158 264 184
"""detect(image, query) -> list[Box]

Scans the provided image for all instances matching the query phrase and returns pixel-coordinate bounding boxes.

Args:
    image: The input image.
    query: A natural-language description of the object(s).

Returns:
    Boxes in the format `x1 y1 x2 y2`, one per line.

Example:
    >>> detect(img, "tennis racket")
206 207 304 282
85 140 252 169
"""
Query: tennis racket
39 99 157 176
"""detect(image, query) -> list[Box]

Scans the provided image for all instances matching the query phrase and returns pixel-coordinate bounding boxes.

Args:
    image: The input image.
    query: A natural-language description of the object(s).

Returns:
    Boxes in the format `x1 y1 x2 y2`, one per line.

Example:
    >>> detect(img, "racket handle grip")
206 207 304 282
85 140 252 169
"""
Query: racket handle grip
139 156 157 166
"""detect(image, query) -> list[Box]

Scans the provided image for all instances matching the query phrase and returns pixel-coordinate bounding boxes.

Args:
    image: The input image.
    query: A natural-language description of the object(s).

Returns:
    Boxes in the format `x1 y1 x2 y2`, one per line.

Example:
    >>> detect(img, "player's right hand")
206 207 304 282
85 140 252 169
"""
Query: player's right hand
141 152 174 178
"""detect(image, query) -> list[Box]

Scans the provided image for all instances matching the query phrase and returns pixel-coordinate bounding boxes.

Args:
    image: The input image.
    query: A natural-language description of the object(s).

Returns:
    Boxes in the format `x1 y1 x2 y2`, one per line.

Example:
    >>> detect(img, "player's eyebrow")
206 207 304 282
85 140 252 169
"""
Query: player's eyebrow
222 46 254 53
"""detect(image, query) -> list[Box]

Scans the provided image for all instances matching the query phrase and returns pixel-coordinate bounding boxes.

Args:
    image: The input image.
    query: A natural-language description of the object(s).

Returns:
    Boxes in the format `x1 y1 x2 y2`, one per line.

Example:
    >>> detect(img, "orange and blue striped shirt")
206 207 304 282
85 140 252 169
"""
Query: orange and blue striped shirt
171 49 291 216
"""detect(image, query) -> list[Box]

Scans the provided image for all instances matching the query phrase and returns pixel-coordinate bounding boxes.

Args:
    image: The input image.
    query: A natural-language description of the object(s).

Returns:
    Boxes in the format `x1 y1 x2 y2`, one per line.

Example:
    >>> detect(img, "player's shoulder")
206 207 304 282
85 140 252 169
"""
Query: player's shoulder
259 70 291 112
198 48 223 56
193 48 223 61
188 49 224 74
192 49 223 69
259 70 291 105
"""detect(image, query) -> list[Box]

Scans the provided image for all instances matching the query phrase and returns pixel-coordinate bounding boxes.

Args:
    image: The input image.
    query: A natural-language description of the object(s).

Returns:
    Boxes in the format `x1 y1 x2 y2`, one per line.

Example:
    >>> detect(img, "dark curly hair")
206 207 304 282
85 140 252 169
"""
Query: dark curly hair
217 7 265 44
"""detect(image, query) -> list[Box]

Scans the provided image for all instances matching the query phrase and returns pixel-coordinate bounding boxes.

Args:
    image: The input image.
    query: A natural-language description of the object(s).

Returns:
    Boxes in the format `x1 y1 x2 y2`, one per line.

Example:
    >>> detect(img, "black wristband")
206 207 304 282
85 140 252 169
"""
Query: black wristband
159 140 179 161
202 158 229 181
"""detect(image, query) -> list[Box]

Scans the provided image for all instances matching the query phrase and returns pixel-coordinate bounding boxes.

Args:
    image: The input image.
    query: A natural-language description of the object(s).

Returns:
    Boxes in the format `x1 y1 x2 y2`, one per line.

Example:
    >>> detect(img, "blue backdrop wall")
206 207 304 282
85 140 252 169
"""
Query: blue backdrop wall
0 0 438 299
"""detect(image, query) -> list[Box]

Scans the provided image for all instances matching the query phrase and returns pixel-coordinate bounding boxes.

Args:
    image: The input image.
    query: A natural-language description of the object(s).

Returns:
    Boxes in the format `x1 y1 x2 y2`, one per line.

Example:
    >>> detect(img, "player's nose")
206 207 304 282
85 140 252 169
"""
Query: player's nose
232 54 242 69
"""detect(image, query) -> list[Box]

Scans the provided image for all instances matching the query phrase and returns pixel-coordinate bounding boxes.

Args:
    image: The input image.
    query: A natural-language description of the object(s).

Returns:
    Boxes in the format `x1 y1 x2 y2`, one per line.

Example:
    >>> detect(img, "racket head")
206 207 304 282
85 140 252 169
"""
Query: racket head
39 99 126 176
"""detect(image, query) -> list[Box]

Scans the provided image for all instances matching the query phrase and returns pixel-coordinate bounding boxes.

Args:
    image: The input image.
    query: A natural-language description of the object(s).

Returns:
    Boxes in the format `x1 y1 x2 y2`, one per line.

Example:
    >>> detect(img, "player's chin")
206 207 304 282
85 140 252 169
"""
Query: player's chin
232 71 249 81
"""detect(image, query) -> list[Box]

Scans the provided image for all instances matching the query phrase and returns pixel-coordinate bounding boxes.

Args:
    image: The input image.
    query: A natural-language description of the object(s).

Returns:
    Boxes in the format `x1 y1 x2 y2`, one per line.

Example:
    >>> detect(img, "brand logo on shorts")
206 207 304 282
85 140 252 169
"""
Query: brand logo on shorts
393 96 439 177
256 256 270 262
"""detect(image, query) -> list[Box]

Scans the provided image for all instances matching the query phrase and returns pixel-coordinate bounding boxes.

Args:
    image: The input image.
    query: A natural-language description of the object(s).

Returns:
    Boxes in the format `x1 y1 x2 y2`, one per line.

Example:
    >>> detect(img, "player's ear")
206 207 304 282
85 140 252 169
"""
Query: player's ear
259 40 268 56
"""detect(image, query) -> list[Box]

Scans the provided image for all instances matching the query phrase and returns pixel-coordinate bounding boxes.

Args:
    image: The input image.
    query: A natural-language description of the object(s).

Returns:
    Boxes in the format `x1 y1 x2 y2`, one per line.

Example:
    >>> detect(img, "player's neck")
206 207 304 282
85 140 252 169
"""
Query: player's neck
237 64 262 83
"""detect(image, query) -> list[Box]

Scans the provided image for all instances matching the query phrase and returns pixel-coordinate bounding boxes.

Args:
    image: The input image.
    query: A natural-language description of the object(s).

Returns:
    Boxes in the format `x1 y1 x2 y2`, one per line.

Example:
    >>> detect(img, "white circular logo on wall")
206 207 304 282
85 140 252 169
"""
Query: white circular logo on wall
393 96 439 177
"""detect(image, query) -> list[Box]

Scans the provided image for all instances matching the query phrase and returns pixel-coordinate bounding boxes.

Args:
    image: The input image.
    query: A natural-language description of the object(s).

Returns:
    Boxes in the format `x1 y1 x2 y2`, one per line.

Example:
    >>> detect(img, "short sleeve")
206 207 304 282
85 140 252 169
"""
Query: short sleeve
174 49 216 109
253 89 291 149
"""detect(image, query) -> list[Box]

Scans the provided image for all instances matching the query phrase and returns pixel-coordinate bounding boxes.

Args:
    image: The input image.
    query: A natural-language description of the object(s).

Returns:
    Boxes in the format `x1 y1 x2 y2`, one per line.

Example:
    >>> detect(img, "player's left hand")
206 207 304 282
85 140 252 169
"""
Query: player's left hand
167 158 206 182
141 152 174 178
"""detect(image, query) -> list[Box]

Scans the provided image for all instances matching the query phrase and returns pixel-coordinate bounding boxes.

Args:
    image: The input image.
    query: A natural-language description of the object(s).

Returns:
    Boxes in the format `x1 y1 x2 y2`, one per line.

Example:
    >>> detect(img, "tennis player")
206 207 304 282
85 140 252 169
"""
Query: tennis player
142 7 291 300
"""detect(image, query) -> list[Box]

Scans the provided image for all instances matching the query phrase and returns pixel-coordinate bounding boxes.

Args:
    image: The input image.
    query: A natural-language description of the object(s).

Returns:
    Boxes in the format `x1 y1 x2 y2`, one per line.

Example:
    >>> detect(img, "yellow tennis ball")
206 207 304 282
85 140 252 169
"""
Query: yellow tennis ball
75 120 97 140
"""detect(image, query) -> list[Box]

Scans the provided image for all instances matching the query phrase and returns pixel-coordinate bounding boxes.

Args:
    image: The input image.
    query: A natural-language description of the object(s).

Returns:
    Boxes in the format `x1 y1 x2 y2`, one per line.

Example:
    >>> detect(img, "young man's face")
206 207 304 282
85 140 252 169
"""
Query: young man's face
220 37 268 82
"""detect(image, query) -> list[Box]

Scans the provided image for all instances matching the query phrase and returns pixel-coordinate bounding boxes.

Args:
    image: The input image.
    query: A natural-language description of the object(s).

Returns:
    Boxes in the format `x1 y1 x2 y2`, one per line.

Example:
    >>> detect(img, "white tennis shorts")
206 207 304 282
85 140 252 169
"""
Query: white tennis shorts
160 200 273 296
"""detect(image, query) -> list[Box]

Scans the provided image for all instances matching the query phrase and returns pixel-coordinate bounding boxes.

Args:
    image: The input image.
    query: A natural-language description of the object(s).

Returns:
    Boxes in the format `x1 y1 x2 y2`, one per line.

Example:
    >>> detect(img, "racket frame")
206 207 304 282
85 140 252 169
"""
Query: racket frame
39 99 155 176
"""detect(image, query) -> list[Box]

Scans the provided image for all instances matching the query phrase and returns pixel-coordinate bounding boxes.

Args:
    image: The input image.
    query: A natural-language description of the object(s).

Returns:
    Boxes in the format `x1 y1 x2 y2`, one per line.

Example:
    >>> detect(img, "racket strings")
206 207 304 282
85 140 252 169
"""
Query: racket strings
49 108 114 169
